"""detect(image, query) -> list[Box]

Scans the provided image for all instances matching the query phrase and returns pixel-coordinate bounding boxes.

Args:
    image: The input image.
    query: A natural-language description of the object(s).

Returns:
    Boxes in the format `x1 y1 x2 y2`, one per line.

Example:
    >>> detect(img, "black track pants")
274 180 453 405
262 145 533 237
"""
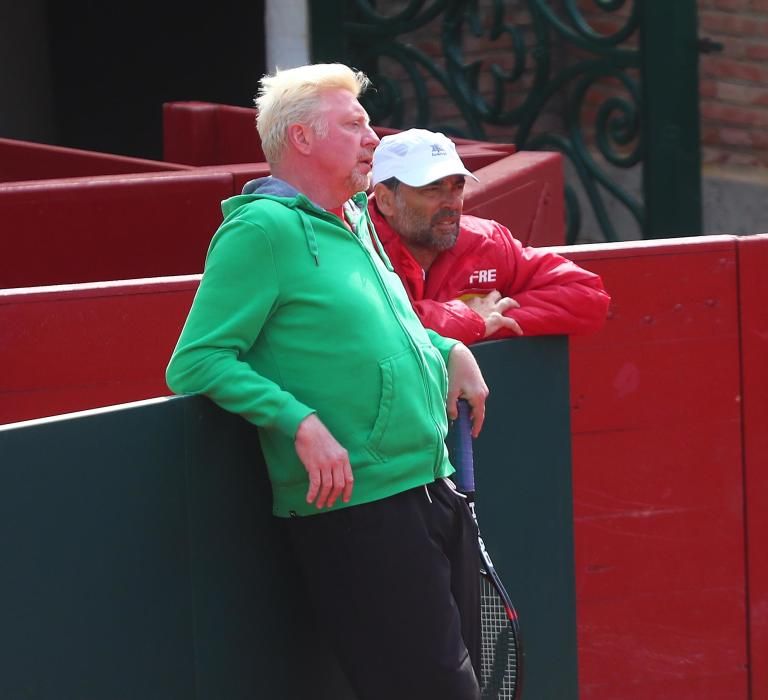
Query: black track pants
285 479 481 700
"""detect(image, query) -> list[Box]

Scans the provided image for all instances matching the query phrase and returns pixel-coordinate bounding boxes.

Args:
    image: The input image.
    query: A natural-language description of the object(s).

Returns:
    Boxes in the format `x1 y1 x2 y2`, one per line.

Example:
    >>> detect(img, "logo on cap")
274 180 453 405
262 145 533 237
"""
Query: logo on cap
431 144 447 157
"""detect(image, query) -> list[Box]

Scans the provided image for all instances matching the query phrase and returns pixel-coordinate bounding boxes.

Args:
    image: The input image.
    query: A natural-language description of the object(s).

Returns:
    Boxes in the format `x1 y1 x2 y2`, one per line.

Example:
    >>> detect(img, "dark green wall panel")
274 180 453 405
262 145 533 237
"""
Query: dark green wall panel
0 337 575 699
179 398 354 700
469 337 577 700
0 400 195 699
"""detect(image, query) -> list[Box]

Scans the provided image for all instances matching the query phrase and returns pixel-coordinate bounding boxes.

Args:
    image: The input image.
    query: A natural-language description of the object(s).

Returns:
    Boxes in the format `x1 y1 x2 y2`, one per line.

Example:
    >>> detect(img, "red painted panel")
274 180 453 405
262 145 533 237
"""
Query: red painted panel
190 162 272 194
0 172 232 288
454 145 517 172
464 151 565 246
581 674 748 700
737 234 768 700
583 674 748 700
0 279 198 424
573 423 744 597
559 237 749 698
572 422 747 697
579 589 748 700
571 333 741 431
162 100 517 168
0 137 188 183
163 101 264 166
565 237 740 432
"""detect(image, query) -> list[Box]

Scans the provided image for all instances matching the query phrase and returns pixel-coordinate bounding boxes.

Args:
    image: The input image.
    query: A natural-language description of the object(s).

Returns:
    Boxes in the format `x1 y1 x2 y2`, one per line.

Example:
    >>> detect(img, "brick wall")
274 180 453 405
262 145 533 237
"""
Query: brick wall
698 0 768 168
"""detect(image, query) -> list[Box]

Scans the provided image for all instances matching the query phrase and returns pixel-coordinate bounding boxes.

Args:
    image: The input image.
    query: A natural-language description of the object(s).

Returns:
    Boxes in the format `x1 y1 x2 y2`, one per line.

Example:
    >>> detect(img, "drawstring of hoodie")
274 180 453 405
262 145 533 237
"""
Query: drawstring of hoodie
363 207 395 272
298 210 320 266
295 196 392 270
423 478 467 504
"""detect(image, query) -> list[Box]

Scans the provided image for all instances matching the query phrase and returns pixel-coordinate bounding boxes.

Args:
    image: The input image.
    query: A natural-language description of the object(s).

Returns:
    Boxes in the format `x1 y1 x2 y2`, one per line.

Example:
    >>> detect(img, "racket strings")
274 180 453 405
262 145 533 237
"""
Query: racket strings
479 577 519 699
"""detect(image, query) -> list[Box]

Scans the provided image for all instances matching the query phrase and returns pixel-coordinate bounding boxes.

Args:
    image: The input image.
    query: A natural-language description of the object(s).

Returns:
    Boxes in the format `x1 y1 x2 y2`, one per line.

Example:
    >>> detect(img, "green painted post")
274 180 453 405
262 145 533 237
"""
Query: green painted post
639 0 703 238
309 1 350 63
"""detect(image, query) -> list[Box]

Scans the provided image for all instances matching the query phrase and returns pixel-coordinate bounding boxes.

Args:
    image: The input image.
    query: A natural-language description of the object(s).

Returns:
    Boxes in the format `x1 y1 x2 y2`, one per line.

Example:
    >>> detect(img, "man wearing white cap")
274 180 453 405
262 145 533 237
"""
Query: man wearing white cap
370 128 610 345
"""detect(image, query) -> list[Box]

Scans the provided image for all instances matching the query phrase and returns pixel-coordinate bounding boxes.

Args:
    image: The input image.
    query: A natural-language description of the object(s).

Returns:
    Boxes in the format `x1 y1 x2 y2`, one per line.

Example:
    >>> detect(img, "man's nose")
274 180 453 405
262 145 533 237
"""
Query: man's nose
442 188 463 208
362 124 380 148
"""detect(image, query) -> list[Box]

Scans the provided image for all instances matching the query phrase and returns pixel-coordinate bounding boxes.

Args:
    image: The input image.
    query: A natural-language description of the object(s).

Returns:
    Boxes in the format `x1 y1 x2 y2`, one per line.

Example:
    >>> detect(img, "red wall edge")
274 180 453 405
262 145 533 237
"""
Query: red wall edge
737 234 768 700
0 137 190 184
0 279 198 424
0 172 232 288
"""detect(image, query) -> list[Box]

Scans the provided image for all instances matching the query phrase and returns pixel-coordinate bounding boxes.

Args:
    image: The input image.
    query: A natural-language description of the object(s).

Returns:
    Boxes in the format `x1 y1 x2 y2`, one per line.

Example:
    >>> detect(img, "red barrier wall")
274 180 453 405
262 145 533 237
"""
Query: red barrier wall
1 236 767 698
0 147 563 290
564 236 750 699
0 137 188 183
464 151 564 247
163 101 267 165
0 278 197 424
191 162 271 194
162 101 516 167
0 172 232 288
738 234 768 700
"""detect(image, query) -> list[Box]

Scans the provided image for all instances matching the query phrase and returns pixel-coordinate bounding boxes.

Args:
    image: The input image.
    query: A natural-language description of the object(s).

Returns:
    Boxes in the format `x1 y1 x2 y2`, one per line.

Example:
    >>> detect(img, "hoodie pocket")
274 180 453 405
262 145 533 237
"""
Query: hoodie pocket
366 357 395 462
365 348 444 463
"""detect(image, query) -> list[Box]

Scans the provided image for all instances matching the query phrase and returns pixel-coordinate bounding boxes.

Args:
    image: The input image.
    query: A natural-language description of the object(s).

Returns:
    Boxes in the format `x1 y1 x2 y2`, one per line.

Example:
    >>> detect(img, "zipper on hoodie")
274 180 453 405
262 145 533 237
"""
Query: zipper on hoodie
346 203 446 474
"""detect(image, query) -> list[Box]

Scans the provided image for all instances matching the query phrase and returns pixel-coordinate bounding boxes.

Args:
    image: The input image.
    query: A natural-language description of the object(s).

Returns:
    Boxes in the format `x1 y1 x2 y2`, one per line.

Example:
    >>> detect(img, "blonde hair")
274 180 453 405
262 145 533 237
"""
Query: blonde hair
255 63 371 165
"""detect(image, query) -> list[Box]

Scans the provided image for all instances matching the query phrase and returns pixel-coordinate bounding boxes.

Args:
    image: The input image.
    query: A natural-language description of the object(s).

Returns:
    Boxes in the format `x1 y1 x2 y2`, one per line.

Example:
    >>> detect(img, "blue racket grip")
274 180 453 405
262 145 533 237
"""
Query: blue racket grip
452 399 475 494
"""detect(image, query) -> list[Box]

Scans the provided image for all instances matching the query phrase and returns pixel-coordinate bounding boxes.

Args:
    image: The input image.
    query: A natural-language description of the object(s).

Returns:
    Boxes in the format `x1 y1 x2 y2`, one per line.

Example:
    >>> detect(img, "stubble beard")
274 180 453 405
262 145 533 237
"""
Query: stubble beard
348 169 371 195
346 150 374 196
392 200 460 253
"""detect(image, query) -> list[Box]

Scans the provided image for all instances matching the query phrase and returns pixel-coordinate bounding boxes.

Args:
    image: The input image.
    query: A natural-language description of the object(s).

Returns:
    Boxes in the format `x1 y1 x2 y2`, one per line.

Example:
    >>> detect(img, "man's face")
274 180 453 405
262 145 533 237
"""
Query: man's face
388 175 466 252
313 89 380 196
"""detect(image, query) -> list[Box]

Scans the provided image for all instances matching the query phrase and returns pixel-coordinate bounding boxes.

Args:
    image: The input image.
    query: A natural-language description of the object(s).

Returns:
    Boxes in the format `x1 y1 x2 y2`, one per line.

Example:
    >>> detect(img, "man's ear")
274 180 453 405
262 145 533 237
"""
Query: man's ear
286 123 313 155
373 183 397 217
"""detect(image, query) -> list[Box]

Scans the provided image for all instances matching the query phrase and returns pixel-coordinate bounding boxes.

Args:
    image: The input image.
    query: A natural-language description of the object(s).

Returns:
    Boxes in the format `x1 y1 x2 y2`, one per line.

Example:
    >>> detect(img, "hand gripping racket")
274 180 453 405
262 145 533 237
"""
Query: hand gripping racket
451 399 523 700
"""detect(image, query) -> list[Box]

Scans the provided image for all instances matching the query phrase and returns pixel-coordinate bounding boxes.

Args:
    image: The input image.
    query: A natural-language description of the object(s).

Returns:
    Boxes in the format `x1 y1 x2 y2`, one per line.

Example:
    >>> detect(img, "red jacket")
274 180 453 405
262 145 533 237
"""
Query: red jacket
369 199 611 345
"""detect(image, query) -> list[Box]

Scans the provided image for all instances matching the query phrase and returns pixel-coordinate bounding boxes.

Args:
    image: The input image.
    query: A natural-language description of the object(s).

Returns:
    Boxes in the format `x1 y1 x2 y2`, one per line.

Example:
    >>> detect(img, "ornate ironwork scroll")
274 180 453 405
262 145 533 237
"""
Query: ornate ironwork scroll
313 0 701 243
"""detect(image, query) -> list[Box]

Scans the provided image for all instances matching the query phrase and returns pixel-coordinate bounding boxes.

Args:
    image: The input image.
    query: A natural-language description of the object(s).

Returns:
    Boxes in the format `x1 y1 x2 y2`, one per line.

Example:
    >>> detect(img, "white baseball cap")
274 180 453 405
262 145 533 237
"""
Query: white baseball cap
372 128 479 187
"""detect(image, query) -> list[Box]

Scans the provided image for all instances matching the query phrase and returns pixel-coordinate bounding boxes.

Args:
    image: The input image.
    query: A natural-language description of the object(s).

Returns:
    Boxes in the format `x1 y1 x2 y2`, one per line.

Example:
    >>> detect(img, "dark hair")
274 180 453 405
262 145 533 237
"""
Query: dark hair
377 176 401 192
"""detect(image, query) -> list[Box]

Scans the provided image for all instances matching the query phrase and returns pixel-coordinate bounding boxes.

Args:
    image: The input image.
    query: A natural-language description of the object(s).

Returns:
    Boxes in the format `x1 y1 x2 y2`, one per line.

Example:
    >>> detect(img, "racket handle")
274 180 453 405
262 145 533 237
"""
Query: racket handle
450 399 475 493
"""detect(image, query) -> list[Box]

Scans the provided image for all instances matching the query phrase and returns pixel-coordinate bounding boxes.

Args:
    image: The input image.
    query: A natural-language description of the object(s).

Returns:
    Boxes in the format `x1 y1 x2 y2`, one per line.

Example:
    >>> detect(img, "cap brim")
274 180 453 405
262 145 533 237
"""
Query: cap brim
398 164 480 187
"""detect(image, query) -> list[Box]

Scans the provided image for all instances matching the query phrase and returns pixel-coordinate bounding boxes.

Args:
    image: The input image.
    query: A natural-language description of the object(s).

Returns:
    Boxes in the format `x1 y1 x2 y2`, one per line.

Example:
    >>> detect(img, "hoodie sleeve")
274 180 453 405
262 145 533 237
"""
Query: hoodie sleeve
166 218 314 438
424 328 459 365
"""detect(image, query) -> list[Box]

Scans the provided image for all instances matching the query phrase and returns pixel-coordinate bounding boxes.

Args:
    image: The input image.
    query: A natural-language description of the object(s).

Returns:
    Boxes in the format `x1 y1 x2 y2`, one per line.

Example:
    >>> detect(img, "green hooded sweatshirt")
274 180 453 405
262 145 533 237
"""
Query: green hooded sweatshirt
166 177 458 517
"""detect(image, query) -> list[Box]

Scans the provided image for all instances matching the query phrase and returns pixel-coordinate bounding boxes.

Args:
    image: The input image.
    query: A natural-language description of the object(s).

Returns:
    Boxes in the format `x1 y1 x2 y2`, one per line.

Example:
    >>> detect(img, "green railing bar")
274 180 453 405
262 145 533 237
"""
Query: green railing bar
639 0 703 237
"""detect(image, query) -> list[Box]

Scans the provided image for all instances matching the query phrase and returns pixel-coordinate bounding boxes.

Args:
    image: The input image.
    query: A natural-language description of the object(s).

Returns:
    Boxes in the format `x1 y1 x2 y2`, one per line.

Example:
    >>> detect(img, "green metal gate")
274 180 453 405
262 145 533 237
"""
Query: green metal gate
311 0 714 244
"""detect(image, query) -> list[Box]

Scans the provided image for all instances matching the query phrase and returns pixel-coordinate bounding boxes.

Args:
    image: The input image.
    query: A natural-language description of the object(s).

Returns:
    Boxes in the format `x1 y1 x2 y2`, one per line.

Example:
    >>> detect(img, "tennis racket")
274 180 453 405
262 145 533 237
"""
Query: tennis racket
450 399 523 700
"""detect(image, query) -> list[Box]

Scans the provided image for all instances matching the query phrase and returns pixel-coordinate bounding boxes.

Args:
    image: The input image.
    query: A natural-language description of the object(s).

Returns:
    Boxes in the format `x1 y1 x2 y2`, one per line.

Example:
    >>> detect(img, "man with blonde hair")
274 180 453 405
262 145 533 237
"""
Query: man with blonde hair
167 64 486 699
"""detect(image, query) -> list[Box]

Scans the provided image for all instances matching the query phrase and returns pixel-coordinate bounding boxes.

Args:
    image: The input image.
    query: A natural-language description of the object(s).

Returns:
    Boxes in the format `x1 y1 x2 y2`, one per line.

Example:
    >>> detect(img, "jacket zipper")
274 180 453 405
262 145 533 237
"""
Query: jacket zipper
347 217 446 473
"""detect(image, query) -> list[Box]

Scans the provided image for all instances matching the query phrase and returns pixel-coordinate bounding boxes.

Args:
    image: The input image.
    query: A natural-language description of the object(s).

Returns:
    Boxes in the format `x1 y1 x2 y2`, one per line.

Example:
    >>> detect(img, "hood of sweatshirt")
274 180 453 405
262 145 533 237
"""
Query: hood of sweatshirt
240 175 304 199
223 176 321 215
220 176 392 270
